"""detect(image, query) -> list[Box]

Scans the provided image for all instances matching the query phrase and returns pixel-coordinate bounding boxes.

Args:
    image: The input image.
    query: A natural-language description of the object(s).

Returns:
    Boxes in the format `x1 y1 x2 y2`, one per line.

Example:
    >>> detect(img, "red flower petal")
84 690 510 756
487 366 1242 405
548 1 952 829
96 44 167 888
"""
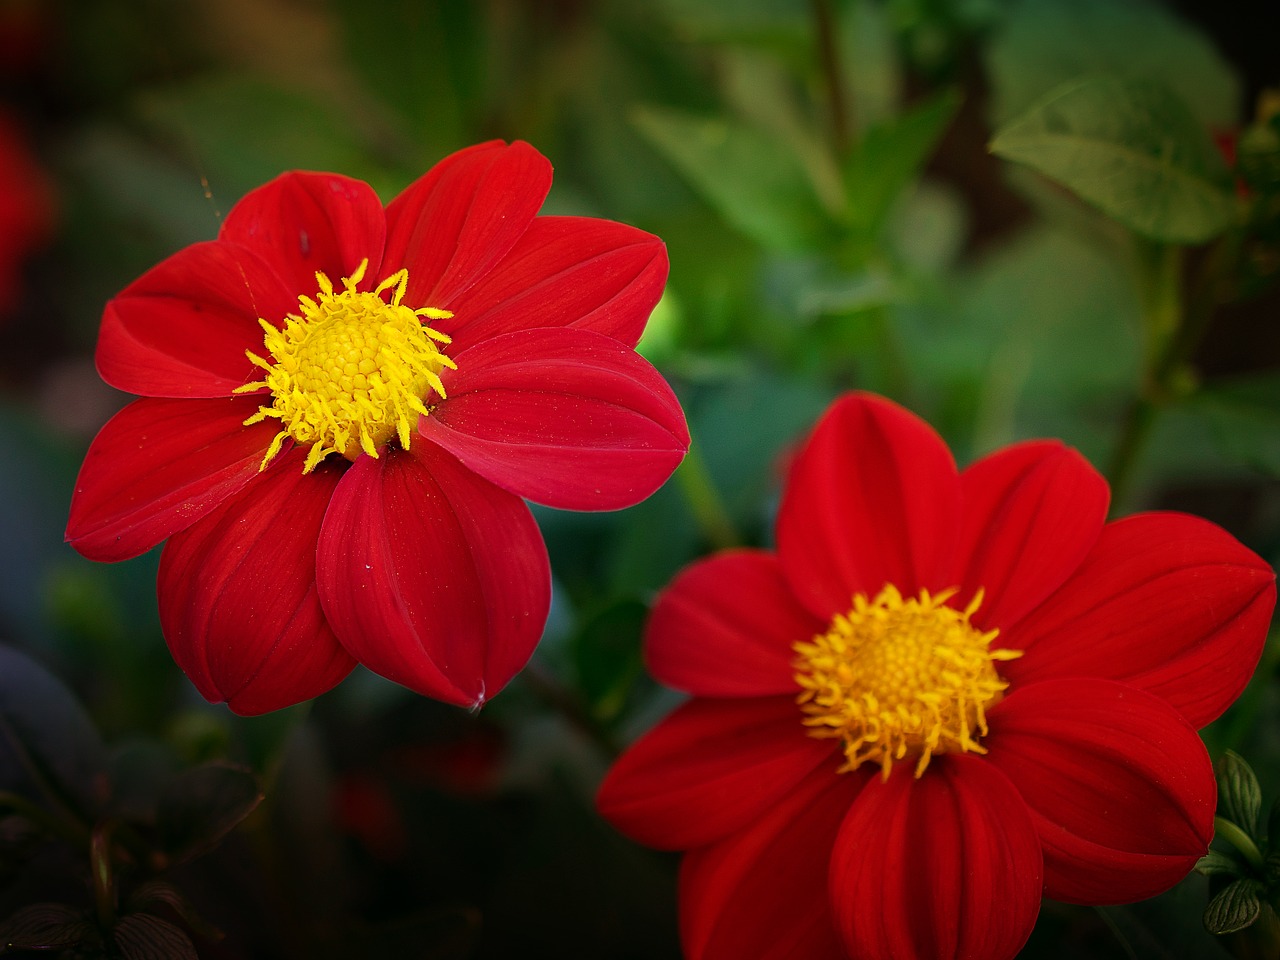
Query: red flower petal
953 440 1109 630
157 450 356 715
775 393 960 621
645 550 823 697
444 216 668 350
420 327 689 510
218 171 387 297
985 677 1215 904
828 755 1042 960
679 763 866 960
316 441 550 707
65 396 279 562
1004 512 1275 727
596 696 835 851
383 141 552 308
96 241 297 397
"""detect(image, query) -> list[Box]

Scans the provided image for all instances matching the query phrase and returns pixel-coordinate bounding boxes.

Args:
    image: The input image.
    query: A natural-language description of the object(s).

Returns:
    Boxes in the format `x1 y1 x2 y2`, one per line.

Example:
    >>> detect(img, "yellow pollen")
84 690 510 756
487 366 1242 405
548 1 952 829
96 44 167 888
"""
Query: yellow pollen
793 585 1022 780
234 258 456 473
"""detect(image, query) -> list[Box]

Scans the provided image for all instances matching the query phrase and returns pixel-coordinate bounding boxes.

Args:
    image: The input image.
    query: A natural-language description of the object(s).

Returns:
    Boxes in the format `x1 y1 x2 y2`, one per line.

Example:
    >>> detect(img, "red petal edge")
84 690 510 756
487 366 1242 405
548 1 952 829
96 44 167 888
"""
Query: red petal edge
421 327 689 510
316 440 551 707
986 677 1216 905
218 171 388 298
952 440 1109 631
775 392 960 621
444 215 668 350
157 450 355 715
679 763 867 960
383 141 553 308
1005 512 1276 728
645 550 824 698
66 396 280 562
597 696 836 851
829 755 1042 960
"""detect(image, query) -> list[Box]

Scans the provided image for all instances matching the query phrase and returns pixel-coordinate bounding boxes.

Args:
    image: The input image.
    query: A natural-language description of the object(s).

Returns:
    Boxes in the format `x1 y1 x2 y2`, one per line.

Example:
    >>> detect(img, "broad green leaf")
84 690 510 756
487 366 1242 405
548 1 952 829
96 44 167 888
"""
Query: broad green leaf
1192 372 1280 478
653 0 807 46
1203 878 1265 935
986 0 1239 129
0 903 93 950
113 913 198 960
1216 750 1263 840
842 89 961 237
1196 849 1244 879
155 762 263 864
990 77 1236 244
634 106 833 251
0 645 109 819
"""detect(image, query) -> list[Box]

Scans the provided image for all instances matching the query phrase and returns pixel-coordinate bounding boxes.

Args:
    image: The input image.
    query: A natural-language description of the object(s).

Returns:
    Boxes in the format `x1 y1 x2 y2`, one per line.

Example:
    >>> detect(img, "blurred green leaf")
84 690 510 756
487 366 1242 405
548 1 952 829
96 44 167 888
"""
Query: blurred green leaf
1204 878 1264 935
838 0 902 135
842 88 961 237
990 77 1236 244
985 0 1239 129
1216 750 1263 841
633 106 833 251
653 0 808 47
0 645 109 821
137 75 382 202
571 600 648 721
155 761 263 864
1193 372 1280 477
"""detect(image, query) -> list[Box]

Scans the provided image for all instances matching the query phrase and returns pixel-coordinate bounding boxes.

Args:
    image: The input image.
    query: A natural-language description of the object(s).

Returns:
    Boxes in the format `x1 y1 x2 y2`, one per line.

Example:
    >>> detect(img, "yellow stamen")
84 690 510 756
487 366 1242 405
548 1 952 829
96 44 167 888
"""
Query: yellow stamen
793 584 1022 780
234 259 455 473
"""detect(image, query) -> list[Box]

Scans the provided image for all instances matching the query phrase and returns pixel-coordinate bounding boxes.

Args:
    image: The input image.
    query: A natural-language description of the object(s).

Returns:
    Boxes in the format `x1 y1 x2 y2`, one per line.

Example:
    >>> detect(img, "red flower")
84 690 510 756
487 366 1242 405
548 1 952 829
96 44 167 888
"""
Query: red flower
597 392 1275 960
0 109 54 317
66 141 688 715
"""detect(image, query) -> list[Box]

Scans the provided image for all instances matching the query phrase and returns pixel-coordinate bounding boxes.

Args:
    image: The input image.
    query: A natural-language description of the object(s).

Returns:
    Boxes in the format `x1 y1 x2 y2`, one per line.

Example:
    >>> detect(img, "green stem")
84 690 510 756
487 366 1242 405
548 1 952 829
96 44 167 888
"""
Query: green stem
91 820 117 931
1106 232 1238 508
521 659 621 759
1216 815 1266 872
811 0 851 157
675 442 741 551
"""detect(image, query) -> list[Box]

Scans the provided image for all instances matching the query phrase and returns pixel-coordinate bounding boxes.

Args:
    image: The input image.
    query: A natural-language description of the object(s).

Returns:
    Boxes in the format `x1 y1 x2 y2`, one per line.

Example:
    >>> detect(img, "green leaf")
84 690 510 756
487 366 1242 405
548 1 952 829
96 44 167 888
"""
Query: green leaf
990 77 1236 244
633 106 833 251
1196 849 1244 879
570 600 648 721
842 88 961 237
0 645 109 820
1216 750 1263 840
0 902 94 950
113 913 198 960
985 0 1239 129
155 762 263 864
1204 878 1265 935
837 0 902 135
1192 373 1280 477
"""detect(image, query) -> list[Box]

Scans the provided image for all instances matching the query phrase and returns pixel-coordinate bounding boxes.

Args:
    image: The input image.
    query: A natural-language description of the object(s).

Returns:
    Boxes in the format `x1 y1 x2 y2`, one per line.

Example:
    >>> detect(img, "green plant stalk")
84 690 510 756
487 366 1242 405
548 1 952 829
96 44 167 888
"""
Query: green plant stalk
675 441 741 551
91 820 117 931
811 0 851 157
1216 814 1266 871
1106 232 1238 506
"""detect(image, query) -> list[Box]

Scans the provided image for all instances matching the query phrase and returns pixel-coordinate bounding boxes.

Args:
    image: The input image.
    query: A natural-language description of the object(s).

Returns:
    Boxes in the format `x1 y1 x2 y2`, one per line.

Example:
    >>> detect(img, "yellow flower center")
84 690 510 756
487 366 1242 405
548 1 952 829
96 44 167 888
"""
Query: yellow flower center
793 584 1022 779
235 259 456 473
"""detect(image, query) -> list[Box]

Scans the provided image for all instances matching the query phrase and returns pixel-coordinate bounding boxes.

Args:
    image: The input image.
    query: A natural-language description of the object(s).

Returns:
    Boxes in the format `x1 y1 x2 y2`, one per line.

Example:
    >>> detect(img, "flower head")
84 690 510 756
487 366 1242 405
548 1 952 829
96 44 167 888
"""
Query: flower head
597 392 1275 960
66 141 689 715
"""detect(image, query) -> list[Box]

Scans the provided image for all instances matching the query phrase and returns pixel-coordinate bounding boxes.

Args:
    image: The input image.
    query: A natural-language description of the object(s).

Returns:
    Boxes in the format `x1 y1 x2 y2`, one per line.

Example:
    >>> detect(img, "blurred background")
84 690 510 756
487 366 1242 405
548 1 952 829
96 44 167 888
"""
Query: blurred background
0 0 1277 957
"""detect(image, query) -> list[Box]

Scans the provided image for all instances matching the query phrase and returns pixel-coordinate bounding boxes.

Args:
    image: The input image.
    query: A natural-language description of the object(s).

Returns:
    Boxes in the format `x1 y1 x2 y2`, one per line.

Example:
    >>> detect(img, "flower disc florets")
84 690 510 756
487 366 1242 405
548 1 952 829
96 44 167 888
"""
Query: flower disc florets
236 258 455 473
794 584 1023 779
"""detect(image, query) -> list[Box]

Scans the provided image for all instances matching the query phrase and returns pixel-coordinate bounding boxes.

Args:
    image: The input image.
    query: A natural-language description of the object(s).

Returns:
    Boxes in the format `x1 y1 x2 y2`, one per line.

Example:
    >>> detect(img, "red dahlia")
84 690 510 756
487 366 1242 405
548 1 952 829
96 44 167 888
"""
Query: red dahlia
66 140 688 715
597 392 1275 960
